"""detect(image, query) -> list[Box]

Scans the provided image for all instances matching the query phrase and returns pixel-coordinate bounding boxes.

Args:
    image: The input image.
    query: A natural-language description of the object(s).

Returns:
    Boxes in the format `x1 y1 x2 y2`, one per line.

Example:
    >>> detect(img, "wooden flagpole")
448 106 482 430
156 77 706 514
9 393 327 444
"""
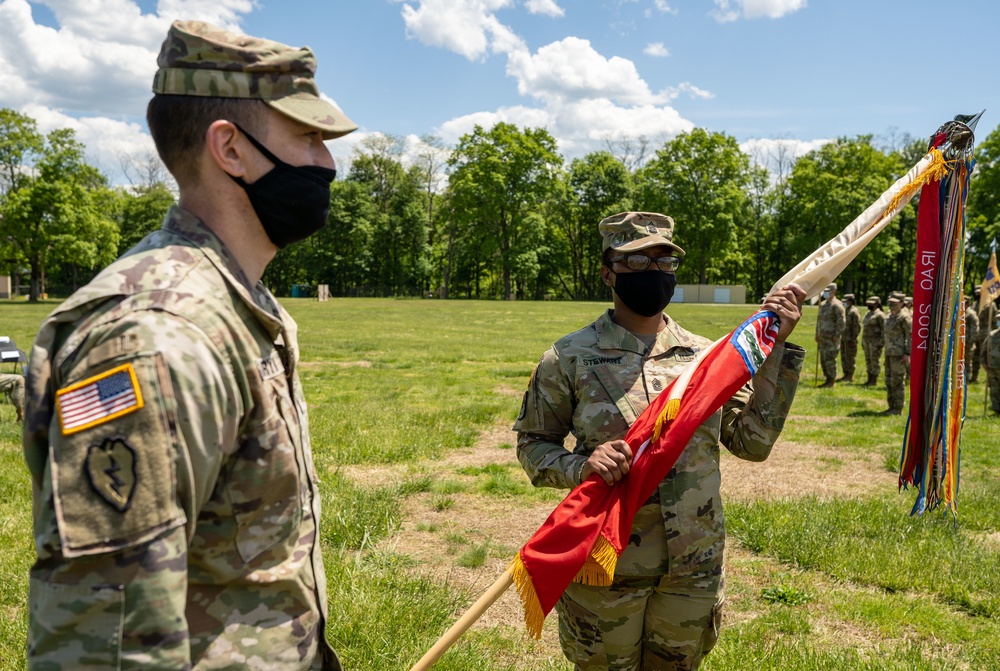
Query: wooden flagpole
409 568 514 671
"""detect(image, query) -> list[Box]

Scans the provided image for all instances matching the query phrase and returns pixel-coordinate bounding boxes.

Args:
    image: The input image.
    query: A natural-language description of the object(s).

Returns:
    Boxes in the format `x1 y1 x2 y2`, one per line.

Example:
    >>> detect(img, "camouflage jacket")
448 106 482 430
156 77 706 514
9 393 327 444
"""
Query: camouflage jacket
844 305 861 342
862 308 885 345
981 303 997 339
23 206 339 670
983 328 1000 368
513 310 805 577
816 297 845 339
883 310 911 356
966 307 980 344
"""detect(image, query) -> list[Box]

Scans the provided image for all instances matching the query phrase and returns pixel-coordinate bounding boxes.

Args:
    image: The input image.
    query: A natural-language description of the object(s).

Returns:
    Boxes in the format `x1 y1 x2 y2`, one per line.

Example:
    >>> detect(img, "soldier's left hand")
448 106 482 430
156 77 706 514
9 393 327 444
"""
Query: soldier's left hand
762 283 806 343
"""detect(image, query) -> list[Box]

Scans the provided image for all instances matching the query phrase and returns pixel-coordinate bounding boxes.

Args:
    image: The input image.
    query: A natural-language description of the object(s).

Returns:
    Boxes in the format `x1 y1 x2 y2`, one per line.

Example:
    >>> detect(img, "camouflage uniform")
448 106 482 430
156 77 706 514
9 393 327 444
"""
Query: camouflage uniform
965 304 980 383
972 301 995 383
861 303 885 384
883 303 911 413
0 372 25 421
815 292 845 385
22 19 356 671
982 325 1000 414
514 310 805 670
840 297 861 382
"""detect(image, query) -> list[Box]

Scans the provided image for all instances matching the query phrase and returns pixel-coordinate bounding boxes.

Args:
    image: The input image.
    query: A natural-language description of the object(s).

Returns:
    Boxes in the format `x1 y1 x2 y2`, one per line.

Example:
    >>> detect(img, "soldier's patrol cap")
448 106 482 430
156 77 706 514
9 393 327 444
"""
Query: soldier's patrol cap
151 20 357 140
844 293 855 301
889 290 904 298
599 212 685 256
888 296 902 305
826 282 837 292
866 295 880 304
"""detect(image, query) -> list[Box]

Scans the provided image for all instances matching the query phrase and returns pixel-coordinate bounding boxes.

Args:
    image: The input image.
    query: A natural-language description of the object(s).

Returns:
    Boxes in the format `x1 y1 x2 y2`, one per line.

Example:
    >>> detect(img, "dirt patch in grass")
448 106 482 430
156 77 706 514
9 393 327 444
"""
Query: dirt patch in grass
339 424 518 489
720 439 894 503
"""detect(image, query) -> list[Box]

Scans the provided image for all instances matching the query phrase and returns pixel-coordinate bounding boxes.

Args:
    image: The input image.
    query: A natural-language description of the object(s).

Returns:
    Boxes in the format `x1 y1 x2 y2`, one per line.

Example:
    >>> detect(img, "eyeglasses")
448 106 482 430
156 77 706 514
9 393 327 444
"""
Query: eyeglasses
608 254 682 273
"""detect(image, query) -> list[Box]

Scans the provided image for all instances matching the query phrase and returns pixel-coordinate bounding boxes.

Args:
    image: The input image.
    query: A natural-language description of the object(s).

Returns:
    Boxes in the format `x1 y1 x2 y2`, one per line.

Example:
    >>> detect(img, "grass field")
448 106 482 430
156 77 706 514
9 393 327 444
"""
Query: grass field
1 297 998 670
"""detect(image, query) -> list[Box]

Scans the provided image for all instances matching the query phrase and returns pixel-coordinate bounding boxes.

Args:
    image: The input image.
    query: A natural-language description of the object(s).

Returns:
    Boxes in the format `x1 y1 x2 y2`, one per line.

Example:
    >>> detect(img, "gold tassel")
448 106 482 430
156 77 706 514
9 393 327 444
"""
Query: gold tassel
509 554 546 639
884 148 951 216
574 534 618 587
652 398 681 442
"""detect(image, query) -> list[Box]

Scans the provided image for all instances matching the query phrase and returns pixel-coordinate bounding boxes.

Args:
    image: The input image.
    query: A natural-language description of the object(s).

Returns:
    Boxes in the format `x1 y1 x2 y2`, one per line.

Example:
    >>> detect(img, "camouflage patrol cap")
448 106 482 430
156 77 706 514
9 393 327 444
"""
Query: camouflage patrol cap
888 296 902 305
599 212 685 256
844 293 855 302
826 282 837 292
151 20 357 140
866 295 880 304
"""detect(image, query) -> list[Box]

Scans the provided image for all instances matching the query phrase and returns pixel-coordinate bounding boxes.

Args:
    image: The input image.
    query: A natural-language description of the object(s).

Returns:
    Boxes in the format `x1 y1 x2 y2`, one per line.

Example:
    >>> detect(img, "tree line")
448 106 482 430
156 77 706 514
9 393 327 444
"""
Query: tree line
2 106 999 304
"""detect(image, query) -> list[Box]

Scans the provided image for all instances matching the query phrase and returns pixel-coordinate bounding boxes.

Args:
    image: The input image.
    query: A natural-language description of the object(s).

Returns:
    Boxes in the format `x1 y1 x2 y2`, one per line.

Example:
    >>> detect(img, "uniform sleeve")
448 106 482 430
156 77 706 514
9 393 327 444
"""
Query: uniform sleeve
27 312 242 669
720 341 805 462
836 305 846 336
513 347 587 489
903 316 912 355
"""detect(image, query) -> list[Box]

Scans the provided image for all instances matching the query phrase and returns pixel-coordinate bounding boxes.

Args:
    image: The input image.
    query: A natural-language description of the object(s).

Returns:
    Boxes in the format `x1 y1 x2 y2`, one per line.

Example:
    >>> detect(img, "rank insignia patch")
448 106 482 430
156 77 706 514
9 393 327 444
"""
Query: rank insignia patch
56 363 144 435
85 437 138 512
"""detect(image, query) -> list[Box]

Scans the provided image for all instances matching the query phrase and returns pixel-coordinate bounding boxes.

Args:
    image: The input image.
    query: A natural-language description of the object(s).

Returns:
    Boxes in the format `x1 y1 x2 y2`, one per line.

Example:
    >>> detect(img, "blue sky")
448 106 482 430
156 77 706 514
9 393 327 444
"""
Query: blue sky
1 0 997 182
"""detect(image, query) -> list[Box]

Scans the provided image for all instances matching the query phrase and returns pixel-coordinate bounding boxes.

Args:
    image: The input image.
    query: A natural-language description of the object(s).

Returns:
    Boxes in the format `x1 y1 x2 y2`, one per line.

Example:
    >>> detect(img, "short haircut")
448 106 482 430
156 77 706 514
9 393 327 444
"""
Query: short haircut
146 95 268 183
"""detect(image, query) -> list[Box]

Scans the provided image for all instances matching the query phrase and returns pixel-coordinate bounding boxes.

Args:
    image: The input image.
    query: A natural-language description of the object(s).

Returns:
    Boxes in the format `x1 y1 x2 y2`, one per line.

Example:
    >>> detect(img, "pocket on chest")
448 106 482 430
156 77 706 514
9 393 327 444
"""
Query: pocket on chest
225 378 302 564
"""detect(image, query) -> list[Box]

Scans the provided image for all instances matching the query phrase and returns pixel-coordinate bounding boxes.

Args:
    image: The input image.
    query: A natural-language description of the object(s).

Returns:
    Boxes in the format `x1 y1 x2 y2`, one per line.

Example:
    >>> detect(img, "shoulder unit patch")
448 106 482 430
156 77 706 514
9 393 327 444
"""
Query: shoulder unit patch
56 363 144 436
85 437 138 512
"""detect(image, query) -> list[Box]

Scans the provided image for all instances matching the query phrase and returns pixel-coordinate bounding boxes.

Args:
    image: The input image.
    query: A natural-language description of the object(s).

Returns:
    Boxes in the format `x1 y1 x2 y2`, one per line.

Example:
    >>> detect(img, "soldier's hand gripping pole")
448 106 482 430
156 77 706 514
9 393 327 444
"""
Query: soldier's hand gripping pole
409 568 514 671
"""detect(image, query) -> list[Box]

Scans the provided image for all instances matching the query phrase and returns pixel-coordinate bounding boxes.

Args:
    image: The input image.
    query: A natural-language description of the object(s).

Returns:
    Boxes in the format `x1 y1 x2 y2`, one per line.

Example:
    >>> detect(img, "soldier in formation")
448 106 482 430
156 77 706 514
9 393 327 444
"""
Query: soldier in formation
861 296 885 386
965 296 980 382
840 293 861 383
0 372 24 421
22 20 355 669
983 312 1000 414
514 211 807 670
883 296 911 415
815 282 845 387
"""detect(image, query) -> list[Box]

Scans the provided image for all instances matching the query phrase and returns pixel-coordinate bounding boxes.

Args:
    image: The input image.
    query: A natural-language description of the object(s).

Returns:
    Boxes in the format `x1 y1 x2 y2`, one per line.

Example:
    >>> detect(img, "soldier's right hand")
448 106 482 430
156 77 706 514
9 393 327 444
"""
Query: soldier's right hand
582 440 633 485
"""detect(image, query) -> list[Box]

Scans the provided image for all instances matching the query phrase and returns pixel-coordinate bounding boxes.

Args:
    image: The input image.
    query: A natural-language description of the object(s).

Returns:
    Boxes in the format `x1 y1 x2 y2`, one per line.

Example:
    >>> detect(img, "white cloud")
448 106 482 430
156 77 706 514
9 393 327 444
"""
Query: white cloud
643 42 670 57
666 82 714 100
507 37 670 105
0 0 255 118
22 103 159 181
525 0 564 17
397 0 523 61
711 0 806 22
651 0 678 15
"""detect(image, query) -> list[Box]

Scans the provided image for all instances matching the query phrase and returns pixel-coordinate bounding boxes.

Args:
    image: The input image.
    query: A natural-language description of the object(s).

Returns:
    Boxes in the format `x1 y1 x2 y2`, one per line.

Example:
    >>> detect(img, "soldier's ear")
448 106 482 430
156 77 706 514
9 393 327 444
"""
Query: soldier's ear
600 266 614 288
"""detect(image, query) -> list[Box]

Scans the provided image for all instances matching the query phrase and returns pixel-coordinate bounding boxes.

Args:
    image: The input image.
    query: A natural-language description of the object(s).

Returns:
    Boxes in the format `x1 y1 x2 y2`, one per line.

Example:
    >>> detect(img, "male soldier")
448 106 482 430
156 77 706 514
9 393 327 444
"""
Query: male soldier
514 211 806 670
0 372 25 421
982 312 1000 414
861 296 885 386
23 21 355 669
815 282 845 387
965 296 980 383
973 286 994 383
882 296 911 415
840 293 861 383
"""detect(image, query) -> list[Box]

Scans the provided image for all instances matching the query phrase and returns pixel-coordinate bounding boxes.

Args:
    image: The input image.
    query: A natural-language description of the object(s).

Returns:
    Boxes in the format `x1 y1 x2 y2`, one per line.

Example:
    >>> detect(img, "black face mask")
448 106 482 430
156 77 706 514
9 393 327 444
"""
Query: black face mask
229 123 336 249
612 270 677 317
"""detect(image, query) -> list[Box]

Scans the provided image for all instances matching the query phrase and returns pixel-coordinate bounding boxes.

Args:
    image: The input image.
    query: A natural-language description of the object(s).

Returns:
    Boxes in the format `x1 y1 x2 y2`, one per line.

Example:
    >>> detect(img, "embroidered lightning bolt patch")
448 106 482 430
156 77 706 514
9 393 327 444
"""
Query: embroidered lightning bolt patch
85 437 138 512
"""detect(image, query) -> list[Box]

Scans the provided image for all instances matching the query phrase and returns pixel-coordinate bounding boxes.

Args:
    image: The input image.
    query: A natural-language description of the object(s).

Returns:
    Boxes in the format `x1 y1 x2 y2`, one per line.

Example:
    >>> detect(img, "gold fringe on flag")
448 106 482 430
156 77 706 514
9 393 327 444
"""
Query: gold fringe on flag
574 534 618 587
884 148 950 217
509 553 546 639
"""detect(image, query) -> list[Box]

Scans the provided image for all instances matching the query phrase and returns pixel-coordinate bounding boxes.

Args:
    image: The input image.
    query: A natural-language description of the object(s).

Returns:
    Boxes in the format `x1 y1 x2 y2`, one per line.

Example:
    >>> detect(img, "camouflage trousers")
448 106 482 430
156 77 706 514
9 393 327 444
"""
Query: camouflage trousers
885 355 907 411
0 374 24 421
840 338 858 379
988 369 1000 414
863 340 883 380
969 334 985 381
817 337 840 381
555 568 723 671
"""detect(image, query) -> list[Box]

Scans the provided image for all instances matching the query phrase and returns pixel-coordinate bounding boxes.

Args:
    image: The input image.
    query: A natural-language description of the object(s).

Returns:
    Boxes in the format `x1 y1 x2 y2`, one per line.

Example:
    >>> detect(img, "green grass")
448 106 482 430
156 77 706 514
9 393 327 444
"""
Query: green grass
3 297 1000 670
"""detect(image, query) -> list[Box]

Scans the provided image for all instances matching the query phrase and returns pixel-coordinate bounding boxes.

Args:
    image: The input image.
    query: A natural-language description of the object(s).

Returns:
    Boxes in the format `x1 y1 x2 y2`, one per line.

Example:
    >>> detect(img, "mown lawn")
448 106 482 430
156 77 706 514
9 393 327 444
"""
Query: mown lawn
1 297 997 671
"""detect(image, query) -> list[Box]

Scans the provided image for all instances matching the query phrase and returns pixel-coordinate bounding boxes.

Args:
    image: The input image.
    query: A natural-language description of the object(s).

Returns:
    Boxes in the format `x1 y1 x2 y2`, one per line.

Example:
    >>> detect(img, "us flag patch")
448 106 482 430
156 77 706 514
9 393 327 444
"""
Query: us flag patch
57 363 144 436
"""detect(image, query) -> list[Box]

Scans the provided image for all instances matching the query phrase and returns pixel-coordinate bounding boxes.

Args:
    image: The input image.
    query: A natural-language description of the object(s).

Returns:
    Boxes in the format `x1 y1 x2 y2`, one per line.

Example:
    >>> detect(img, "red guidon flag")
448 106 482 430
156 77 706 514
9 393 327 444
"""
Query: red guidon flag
510 312 780 637
508 144 952 639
